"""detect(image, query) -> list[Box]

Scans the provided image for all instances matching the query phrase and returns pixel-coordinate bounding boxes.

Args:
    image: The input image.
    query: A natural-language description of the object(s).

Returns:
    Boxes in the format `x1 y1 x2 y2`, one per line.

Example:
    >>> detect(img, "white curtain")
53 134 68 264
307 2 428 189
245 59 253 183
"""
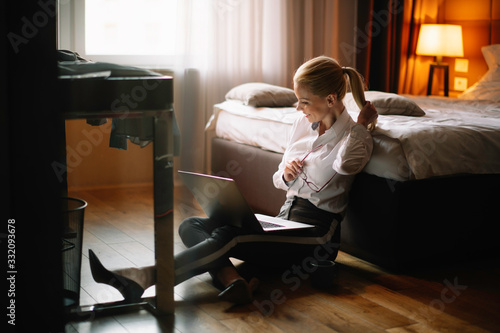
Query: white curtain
172 0 354 173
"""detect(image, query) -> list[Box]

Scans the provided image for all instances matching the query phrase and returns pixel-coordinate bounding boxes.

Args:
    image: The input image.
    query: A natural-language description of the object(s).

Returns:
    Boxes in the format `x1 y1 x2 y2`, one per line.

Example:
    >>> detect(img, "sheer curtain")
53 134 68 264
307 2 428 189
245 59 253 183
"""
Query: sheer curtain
172 0 352 173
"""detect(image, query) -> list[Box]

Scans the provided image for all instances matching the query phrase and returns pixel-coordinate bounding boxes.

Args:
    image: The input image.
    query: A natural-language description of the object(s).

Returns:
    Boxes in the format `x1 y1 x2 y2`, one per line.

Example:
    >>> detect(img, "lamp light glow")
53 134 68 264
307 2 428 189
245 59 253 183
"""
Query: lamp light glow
416 24 464 63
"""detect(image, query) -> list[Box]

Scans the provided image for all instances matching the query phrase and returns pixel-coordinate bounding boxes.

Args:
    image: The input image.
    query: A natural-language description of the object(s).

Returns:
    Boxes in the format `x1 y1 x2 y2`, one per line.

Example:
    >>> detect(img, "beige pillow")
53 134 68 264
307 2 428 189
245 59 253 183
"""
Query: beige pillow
225 82 297 107
344 91 426 116
459 44 500 102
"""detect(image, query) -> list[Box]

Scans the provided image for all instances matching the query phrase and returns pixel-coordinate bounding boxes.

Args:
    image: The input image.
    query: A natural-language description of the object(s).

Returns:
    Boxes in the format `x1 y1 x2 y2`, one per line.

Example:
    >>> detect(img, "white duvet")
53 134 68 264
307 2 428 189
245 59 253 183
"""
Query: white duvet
377 96 500 179
207 97 500 181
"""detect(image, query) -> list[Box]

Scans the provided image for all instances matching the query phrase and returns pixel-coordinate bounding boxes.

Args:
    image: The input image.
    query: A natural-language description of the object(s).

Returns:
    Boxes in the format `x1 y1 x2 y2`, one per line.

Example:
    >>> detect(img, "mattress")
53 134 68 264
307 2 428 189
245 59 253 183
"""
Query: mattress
207 97 500 181
207 101 297 154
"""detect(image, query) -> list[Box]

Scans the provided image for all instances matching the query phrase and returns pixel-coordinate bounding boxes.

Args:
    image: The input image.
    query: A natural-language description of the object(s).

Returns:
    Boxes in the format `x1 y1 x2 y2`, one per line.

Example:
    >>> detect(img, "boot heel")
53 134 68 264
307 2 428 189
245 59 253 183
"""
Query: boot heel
88 249 144 303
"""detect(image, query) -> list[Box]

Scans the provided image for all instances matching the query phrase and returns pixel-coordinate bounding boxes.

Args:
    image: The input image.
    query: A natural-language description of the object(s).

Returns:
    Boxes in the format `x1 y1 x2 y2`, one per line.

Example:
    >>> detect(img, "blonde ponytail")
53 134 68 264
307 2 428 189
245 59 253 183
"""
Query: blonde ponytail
343 66 377 131
342 67 365 110
294 56 376 131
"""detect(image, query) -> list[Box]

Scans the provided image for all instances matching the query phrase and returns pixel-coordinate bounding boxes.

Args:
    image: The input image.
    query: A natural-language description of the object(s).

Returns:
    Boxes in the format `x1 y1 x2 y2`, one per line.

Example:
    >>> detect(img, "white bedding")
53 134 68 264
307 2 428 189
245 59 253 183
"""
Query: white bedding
206 101 297 153
207 97 500 181
381 96 500 179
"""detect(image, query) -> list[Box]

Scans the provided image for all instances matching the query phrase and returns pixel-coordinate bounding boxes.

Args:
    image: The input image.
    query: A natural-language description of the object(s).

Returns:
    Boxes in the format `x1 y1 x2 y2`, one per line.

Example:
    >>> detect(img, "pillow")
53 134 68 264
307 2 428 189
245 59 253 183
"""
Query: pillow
482 44 500 68
225 82 297 107
344 91 426 116
459 44 500 102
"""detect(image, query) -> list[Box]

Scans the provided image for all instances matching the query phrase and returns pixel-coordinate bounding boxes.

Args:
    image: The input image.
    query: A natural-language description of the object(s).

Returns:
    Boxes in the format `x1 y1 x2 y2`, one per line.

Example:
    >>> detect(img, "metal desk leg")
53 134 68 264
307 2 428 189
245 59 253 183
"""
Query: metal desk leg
153 110 175 314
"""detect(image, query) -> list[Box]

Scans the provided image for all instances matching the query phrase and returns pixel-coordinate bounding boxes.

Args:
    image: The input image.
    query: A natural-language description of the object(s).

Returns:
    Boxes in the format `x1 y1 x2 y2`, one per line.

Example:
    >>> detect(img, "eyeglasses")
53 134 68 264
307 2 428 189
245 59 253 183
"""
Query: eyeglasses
299 145 337 193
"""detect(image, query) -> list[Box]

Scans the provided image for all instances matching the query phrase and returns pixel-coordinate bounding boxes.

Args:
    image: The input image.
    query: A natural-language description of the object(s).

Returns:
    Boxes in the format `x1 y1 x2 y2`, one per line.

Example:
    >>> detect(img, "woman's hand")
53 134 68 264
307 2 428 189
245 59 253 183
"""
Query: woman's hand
283 158 303 182
357 101 378 128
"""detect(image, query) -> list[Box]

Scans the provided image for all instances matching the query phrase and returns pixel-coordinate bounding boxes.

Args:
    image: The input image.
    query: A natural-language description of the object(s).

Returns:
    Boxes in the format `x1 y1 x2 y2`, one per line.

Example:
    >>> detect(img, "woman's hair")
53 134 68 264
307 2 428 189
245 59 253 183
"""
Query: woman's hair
293 56 367 111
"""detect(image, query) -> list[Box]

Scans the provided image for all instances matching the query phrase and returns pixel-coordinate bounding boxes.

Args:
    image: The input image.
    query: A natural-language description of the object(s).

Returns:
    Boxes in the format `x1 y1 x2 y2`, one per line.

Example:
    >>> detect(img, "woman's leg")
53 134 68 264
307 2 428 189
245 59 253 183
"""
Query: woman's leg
88 216 247 302
177 216 261 303
89 199 340 303
111 208 339 290
175 216 260 303
172 208 341 285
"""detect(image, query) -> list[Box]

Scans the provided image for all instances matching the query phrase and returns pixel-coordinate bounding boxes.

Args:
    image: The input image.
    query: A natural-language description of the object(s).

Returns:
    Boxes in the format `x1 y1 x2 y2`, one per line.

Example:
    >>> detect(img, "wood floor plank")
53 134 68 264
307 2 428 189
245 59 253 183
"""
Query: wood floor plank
68 318 129 333
69 190 116 213
310 286 415 330
109 241 155 267
173 302 235 333
386 322 443 333
339 268 490 333
112 309 177 333
221 315 287 333
84 212 135 245
399 281 500 332
337 255 500 332
285 292 387 333
92 212 156 251
245 298 342 333
173 273 268 324
246 274 386 333
174 275 219 304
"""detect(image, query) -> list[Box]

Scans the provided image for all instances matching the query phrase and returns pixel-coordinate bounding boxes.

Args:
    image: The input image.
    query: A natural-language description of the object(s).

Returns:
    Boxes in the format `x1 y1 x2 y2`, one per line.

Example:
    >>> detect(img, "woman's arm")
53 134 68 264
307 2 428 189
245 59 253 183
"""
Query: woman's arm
273 117 304 189
333 102 378 175
273 157 297 190
356 101 378 128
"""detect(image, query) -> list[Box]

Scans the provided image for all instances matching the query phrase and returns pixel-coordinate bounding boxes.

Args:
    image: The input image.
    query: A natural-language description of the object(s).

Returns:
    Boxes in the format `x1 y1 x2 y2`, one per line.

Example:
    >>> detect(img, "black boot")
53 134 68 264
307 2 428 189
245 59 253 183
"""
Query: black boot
88 249 144 303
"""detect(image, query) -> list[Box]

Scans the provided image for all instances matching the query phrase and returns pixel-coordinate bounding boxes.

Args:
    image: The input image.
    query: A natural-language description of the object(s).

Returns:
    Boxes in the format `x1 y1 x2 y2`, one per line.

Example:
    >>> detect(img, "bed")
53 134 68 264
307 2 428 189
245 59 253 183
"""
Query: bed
207 46 500 269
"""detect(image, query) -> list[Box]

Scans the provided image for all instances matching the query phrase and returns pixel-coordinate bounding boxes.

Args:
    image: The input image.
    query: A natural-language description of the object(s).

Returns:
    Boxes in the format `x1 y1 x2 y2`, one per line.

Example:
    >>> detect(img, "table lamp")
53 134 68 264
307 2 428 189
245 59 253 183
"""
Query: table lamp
416 24 464 96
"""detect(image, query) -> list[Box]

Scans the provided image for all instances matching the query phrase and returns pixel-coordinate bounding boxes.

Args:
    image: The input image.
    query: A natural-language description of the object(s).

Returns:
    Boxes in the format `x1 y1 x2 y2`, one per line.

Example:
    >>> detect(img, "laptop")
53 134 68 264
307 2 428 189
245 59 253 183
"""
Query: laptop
178 170 315 232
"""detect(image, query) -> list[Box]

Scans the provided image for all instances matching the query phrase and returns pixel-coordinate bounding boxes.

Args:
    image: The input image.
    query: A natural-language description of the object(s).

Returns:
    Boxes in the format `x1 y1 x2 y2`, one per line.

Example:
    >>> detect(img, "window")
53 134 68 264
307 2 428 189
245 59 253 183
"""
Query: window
59 0 178 67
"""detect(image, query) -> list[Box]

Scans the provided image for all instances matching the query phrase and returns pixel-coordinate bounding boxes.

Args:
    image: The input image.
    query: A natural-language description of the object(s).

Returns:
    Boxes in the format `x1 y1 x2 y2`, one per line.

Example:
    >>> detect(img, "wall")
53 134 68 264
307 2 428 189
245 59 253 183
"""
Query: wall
440 0 499 93
65 119 153 190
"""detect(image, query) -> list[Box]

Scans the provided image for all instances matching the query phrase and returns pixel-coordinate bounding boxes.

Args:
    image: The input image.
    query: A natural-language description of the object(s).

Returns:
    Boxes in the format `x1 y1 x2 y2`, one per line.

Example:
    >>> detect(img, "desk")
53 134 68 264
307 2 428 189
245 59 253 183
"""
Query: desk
60 76 175 318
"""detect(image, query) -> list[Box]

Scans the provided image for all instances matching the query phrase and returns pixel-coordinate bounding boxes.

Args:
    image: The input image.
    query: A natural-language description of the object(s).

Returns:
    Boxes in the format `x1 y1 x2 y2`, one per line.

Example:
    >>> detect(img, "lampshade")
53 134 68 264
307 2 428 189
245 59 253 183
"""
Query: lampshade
416 24 464 59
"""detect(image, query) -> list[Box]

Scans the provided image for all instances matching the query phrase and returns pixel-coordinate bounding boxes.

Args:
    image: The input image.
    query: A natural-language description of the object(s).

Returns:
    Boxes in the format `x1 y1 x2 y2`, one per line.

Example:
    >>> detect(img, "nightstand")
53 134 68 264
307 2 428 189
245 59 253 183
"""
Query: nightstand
426 63 449 97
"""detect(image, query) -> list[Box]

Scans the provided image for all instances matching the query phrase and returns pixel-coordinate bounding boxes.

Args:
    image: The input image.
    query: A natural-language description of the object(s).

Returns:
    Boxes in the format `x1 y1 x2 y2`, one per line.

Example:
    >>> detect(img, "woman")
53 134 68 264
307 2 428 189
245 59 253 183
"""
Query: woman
88 56 378 305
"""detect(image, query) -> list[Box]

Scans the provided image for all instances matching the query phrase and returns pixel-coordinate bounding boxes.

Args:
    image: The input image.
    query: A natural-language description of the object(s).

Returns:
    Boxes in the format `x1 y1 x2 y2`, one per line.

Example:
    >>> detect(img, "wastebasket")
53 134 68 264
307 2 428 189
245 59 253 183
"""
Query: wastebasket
61 197 87 307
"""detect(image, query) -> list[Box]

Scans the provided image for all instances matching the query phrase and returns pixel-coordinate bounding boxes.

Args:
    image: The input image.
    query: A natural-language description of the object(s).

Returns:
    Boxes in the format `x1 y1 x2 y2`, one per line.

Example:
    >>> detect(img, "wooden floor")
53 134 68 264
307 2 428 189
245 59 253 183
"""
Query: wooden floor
65 185 500 333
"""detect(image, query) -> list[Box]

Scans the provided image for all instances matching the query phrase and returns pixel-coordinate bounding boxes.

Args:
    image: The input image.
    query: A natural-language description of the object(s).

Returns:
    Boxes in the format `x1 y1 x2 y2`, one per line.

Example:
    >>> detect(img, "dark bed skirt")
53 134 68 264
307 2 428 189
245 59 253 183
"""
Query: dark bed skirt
211 137 500 269
343 172 500 269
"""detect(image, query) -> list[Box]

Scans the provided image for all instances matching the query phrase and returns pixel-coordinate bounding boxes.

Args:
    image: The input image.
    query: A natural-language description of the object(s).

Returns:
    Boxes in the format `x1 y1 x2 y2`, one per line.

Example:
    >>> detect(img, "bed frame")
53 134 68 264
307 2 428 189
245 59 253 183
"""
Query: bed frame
212 137 500 269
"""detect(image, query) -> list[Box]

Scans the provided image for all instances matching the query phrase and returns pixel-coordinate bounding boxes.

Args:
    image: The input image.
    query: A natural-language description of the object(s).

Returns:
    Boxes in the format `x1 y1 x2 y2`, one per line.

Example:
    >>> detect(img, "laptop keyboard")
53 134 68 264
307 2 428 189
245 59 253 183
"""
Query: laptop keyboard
260 221 285 229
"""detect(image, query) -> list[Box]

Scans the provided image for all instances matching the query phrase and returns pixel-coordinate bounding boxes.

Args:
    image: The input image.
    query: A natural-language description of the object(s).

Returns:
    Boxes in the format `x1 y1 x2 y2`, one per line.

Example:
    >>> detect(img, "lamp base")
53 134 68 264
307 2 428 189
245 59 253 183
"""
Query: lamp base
427 63 449 97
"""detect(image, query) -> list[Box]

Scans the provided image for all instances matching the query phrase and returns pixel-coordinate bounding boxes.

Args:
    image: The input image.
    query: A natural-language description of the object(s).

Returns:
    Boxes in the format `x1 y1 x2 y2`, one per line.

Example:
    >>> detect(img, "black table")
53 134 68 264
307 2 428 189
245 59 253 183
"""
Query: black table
60 76 175 319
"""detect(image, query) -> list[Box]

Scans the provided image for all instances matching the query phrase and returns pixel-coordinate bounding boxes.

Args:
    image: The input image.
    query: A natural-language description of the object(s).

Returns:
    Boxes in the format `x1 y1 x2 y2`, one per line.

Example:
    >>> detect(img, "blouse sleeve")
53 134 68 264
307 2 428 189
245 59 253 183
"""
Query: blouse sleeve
273 164 290 190
273 140 296 191
332 123 373 175
273 117 302 190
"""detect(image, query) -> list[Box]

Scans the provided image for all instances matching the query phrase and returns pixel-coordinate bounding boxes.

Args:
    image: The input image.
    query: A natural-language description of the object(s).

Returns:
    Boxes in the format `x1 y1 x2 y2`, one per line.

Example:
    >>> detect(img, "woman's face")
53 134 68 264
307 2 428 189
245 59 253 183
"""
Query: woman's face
294 83 330 124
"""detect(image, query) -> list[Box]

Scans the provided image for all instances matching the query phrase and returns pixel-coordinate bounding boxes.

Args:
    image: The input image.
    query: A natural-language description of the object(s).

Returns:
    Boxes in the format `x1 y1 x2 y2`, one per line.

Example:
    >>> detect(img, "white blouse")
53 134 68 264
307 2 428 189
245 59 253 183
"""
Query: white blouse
273 109 373 216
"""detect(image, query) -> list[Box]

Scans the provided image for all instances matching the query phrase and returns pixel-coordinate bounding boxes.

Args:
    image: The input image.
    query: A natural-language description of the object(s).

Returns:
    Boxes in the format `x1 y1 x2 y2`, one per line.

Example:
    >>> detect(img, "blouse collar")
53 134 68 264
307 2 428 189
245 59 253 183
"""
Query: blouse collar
311 106 350 138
